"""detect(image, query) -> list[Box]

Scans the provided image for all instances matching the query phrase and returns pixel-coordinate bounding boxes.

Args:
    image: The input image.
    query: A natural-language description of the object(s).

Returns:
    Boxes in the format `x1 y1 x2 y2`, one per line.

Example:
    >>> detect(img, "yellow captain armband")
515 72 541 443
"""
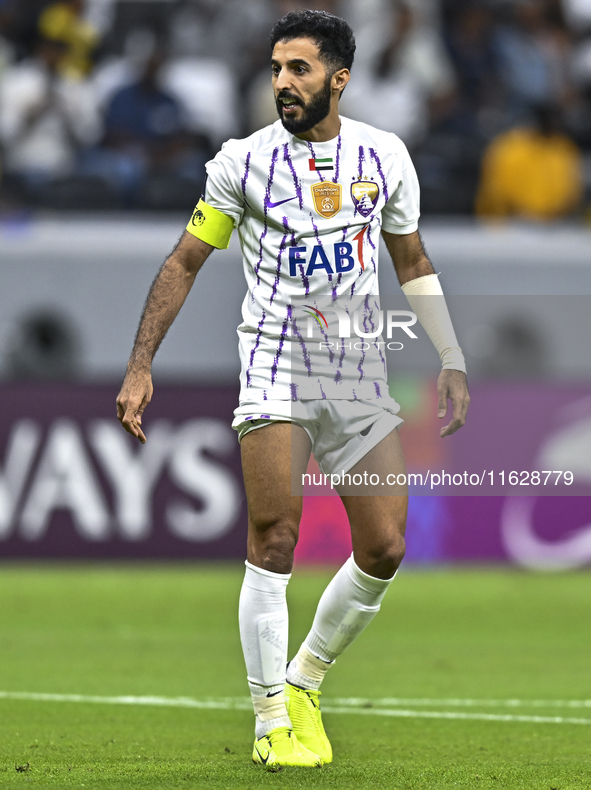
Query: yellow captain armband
186 200 234 249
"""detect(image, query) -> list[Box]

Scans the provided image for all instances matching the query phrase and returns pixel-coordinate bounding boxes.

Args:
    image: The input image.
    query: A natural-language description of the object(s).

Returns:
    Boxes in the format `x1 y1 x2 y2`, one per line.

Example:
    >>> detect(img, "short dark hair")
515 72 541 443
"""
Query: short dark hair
270 10 356 73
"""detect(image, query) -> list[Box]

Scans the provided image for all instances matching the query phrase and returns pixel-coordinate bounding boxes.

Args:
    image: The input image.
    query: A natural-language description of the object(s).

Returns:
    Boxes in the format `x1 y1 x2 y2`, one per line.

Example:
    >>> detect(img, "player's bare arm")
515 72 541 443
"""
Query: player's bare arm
116 232 214 443
381 228 434 284
382 229 470 437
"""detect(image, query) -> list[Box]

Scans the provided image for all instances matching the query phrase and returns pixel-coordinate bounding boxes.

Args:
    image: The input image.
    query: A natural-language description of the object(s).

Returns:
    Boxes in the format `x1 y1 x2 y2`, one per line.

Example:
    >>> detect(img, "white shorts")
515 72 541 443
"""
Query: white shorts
232 397 403 476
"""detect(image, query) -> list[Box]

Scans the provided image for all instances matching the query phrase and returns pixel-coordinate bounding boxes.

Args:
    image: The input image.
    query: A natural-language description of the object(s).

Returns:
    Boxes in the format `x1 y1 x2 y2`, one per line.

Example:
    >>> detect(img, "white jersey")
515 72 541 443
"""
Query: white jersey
202 115 420 403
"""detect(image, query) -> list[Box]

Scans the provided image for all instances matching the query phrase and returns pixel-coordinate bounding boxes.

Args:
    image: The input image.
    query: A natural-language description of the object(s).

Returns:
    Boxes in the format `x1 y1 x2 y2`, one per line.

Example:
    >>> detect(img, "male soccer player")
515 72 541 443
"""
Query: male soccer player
117 10 469 769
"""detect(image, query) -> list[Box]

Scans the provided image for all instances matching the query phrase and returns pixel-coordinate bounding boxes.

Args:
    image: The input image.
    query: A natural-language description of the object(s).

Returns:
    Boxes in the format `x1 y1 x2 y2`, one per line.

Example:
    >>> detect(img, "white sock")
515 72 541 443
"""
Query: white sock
239 560 292 738
287 555 395 689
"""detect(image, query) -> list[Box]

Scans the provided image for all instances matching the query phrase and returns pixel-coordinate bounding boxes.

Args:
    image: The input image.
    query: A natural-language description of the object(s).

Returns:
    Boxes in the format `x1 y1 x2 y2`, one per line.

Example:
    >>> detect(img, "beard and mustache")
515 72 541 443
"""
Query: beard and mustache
275 74 332 134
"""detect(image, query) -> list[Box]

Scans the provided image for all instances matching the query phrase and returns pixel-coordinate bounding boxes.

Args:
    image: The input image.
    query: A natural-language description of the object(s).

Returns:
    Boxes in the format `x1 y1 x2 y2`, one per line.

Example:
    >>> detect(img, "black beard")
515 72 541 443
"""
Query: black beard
276 77 332 134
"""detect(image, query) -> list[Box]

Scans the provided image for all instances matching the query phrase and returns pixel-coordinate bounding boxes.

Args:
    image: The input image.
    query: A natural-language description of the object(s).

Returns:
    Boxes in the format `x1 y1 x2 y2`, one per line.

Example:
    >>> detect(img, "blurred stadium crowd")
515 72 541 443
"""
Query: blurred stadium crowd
0 0 589 217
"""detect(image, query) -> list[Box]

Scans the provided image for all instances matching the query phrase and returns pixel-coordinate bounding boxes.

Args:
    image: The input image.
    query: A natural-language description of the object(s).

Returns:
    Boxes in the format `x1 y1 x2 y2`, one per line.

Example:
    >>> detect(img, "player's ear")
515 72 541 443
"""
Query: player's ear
332 68 350 97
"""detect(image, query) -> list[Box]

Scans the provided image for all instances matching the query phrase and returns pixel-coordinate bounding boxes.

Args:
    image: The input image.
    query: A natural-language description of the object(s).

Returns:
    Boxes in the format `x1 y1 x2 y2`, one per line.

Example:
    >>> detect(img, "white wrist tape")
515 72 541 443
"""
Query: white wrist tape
401 273 466 374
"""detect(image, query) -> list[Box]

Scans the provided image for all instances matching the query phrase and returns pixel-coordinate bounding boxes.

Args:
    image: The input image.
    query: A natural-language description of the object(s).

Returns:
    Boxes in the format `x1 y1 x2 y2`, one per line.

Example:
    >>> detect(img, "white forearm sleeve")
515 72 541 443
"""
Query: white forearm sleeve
401 273 466 374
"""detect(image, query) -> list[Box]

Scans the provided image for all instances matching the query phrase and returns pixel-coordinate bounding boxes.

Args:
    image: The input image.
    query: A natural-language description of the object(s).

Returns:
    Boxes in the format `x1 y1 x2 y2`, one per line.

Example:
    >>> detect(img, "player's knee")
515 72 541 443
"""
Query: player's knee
248 516 298 574
364 535 406 579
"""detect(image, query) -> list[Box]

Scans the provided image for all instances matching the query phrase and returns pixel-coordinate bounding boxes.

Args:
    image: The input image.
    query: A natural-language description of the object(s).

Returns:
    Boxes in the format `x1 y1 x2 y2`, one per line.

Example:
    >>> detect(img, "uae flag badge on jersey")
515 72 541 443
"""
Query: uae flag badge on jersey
309 157 333 171
311 182 342 218
351 180 379 218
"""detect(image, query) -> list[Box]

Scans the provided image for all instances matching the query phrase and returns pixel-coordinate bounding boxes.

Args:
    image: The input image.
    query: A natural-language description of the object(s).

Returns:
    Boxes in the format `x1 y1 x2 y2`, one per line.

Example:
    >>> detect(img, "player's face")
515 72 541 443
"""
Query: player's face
271 37 334 134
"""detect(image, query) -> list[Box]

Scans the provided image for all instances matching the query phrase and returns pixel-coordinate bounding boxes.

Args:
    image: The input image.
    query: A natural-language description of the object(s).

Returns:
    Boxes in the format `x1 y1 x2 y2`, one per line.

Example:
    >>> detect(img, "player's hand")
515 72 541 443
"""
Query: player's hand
437 369 469 438
116 369 153 444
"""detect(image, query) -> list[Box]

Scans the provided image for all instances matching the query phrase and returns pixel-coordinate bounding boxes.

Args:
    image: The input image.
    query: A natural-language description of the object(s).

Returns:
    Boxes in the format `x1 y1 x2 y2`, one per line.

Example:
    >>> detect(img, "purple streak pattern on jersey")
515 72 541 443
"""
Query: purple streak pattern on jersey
241 152 251 197
309 214 335 288
246 310 267 387
338 223 352 300
299 263 311 296
253 146 279 290
355 297 373 384
376 339 386 371
271 304 291 384
357 145 365 178
334 134 342 182
291 318 312 376
270 218 289 305
311 214 322 246
366 223 377 273
283 143 303 209
334 272 343 300
363 294 376 333
320 322 335 364
331 275 339 302
335 338 347 384
369 148 389 202
264 146 280 210
357 349 366 383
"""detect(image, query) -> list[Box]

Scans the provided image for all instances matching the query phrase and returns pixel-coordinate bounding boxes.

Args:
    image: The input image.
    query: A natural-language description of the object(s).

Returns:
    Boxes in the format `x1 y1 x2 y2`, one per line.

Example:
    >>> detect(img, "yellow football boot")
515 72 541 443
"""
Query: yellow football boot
252 726 323 769
285 683 333 764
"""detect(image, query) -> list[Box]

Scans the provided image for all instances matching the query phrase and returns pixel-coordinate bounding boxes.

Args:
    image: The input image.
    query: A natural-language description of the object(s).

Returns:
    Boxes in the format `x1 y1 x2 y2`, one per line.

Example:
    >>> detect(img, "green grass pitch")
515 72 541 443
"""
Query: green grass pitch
0 563 590 789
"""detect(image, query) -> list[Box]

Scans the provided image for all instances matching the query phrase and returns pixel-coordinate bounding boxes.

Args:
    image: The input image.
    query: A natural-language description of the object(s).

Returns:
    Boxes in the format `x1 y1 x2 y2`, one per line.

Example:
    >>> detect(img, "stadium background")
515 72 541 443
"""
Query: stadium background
1 2 591 787
0 0 590 567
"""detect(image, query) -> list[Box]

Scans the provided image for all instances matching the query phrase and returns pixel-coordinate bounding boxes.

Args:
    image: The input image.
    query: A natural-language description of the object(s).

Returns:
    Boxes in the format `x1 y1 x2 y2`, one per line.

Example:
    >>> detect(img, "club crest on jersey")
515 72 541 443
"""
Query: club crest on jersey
311 182 342 219
351 180 379 218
